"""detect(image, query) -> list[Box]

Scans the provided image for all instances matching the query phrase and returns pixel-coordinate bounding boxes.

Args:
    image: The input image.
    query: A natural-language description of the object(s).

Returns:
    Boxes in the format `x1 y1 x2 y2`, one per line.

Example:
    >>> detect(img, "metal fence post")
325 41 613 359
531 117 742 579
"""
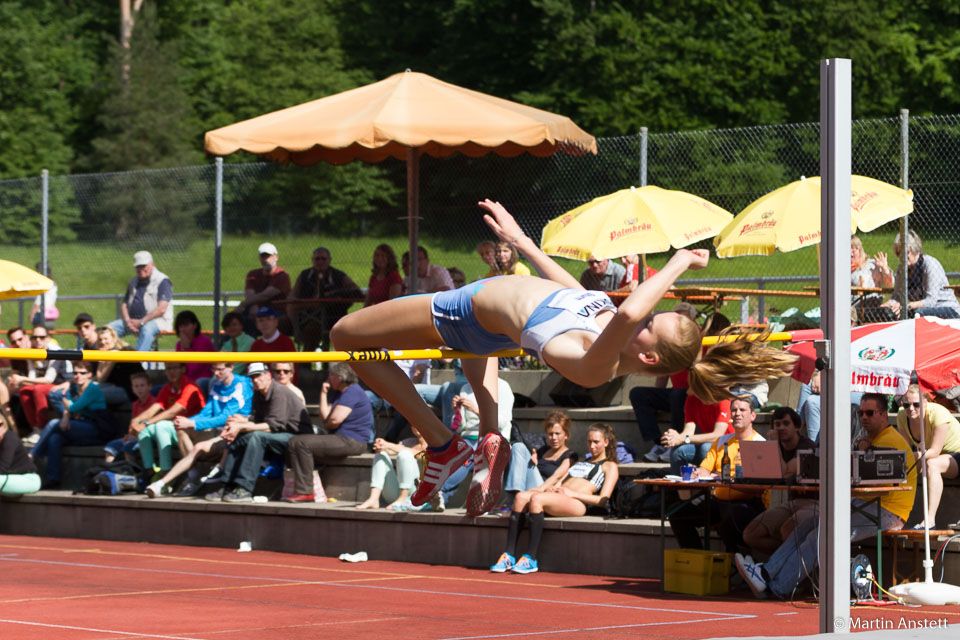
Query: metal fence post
213 157 223 346
899 109 909 320
40 168 49 325
639 127 648 187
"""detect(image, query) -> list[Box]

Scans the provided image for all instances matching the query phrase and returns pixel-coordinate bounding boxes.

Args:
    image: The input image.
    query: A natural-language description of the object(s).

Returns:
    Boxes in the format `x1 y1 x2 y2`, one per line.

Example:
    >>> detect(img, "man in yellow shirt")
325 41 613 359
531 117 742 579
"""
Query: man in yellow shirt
736 393 917 599
668 396 767 552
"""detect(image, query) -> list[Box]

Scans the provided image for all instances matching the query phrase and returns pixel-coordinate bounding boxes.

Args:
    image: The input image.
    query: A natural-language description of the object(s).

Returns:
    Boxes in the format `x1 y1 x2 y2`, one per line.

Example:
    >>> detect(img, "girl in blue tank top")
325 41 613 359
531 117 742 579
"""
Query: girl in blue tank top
331 199 796 519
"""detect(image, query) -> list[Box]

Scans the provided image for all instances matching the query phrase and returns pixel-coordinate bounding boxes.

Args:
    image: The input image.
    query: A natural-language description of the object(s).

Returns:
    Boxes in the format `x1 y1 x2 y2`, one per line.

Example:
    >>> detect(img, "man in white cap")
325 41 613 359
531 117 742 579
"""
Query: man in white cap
108 251 174 351
235 242 291 336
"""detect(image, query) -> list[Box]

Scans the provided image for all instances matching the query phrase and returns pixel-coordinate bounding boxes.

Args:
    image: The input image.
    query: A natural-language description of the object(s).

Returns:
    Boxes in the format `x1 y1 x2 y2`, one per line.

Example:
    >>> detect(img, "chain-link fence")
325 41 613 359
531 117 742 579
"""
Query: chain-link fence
1 113 958 334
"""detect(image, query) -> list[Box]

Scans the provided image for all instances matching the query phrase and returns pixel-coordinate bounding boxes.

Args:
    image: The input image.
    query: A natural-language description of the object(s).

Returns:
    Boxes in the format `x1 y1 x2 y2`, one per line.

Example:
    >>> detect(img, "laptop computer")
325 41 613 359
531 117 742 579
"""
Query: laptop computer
737 440 784 484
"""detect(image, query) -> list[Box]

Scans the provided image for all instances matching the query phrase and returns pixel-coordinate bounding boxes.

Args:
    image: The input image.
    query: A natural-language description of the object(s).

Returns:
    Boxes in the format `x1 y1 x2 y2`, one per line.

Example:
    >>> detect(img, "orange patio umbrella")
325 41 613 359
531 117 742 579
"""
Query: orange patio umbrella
204 70 597 291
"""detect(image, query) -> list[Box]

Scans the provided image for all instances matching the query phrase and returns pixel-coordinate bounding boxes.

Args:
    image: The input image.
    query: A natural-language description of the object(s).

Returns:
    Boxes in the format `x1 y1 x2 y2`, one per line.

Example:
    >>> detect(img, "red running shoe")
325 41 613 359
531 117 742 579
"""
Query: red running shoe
410 434 472 507
466 433 510 517
283 493 315 503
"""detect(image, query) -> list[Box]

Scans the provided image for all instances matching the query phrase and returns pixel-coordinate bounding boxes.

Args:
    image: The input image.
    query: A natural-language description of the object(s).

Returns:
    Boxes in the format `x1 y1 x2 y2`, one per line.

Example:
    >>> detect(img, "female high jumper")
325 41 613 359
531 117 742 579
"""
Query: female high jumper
331 199 796 516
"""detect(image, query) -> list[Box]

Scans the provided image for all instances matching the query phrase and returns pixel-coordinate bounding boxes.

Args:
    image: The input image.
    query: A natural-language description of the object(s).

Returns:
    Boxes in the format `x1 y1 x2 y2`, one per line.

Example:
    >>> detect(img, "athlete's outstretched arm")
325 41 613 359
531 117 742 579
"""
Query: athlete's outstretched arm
478 199 582 289
575 249 709 384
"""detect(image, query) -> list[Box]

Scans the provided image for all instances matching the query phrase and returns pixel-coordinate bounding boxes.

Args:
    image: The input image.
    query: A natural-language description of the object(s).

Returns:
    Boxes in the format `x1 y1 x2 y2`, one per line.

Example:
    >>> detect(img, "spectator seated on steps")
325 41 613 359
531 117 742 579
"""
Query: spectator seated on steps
106 251 174 352
174 310 216 398
218 312 255 376
503 409 578 502
283 363 373 503
145 362 253 498
205 362 312 504
489 423 619 575
355 425 428 510
90 325 142 405
14 326 73 437
895 383 960 529
127 362 205 480
30 361 122 490
234 242 291 337
103 371 155 467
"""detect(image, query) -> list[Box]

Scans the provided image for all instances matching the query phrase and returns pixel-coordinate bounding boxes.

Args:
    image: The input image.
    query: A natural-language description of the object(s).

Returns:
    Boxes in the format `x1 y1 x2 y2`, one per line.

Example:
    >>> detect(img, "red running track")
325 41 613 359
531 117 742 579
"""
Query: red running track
1 535 958 639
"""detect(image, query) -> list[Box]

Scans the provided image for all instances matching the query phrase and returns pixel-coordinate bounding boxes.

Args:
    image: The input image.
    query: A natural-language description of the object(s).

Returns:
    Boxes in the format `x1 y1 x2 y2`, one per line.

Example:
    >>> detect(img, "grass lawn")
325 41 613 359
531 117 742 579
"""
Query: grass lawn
2 223 956 349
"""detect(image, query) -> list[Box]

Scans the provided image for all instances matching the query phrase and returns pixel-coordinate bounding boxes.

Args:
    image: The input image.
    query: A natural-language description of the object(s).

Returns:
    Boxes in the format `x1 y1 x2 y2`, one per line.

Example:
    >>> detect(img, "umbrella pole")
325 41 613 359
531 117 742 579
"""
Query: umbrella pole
407 147 420 295
640 253 648 282
887 371 960 605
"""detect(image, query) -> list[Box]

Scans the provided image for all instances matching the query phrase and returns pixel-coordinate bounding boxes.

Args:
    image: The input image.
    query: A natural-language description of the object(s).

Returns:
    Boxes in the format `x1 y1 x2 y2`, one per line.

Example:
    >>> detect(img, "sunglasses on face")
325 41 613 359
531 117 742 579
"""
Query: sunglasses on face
273 369 293 375
901 401 921 409
857 409 878 417
587 260 602 265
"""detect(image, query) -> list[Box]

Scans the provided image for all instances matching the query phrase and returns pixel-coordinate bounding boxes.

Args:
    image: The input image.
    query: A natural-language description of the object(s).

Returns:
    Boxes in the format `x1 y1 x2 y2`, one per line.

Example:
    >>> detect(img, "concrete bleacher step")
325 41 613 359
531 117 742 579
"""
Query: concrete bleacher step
0 490 665 579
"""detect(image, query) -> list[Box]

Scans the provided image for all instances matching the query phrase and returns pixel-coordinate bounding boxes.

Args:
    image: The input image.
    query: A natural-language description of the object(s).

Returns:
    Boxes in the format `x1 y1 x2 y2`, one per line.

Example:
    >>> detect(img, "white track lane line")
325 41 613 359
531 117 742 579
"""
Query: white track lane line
0 555 753 622
436 615 761 640
0 618 205 640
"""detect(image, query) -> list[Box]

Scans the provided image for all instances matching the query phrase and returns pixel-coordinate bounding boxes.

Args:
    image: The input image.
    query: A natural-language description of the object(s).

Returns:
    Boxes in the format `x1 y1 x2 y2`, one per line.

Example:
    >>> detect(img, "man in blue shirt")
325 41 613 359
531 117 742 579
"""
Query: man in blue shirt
145 361 253 498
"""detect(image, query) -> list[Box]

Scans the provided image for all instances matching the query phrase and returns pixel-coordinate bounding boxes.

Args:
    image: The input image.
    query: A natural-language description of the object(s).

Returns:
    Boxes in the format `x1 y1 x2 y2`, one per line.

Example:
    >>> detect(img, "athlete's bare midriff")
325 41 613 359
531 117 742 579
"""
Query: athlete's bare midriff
470 276 614 343
560 477 598 495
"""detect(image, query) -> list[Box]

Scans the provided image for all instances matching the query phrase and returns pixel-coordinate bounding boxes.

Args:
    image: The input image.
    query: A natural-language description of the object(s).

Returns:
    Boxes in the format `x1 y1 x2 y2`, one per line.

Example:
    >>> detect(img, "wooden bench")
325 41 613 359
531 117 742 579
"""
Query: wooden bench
882 528 957 585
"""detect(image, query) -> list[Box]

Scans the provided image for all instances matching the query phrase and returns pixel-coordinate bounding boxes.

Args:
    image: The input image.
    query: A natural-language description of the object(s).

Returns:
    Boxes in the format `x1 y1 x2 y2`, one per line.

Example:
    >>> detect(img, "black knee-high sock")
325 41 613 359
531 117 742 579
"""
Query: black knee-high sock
505 511 525 557
526 512 545 559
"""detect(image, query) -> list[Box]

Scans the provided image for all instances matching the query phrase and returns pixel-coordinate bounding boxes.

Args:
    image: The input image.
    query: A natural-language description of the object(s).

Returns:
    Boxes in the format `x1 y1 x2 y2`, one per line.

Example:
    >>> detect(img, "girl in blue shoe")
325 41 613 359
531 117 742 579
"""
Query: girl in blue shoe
491 423 619 574
331 200 795 518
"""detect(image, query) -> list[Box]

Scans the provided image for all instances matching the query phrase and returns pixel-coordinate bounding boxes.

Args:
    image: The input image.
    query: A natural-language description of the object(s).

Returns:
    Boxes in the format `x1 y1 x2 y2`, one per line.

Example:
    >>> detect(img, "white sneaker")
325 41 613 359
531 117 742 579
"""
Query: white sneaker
644 444 666 462
735 553 768 598
658 447 674 462
22 431 40 446
428 491 445 513
145 480 165 499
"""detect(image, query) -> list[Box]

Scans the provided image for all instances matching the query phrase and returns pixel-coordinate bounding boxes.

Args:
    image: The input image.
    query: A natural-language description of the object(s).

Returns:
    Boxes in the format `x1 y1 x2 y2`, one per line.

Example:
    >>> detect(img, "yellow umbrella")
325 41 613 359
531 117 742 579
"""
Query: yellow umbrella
541 185 734 262
205 70 596 292
0 260 54 301
713 175 913 258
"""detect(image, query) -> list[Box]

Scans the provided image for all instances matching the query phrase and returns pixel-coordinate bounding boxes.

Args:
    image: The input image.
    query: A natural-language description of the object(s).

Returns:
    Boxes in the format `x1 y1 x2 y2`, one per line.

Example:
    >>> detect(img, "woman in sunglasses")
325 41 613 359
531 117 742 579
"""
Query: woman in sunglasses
896 384 960 529
331 199 796 517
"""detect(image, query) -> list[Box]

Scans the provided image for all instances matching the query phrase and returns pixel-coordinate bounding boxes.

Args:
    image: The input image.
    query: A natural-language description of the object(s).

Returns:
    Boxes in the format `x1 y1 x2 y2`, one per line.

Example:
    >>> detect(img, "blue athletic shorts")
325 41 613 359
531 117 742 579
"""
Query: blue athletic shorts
431 280 519 355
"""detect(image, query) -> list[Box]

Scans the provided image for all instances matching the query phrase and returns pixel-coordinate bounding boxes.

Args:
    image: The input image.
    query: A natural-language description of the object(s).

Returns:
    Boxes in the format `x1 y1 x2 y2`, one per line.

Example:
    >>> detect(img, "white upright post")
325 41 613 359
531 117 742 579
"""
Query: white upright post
819 57 852 634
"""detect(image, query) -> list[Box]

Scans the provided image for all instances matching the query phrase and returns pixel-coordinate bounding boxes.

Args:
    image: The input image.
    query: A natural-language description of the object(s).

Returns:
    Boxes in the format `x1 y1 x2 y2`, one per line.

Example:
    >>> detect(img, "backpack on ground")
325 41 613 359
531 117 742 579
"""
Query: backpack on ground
78 460 146 495
605 468 669 519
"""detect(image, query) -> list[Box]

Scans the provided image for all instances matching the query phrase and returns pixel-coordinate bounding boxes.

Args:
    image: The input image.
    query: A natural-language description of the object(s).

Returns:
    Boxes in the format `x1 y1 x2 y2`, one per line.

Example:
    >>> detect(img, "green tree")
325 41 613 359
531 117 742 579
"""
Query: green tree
86 4 201 172
82 5 205 239
0 1 97 178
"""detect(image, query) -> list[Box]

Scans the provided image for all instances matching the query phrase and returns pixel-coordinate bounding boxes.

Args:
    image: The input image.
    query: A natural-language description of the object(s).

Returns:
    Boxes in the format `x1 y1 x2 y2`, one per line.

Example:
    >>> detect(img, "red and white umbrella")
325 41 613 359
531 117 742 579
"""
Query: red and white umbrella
785 317 960 395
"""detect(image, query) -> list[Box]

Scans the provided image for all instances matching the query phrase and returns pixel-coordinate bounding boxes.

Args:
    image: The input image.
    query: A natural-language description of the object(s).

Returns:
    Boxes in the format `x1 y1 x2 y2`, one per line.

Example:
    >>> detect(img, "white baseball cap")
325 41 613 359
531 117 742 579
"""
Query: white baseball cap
247 362 269 376
258 242 278 255
133 251 153 266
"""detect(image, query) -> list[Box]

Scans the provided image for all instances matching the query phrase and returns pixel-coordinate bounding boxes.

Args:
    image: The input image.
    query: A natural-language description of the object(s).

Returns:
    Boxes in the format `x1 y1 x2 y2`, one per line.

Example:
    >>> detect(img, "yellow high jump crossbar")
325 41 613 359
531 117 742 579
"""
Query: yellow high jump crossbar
0 330 817 364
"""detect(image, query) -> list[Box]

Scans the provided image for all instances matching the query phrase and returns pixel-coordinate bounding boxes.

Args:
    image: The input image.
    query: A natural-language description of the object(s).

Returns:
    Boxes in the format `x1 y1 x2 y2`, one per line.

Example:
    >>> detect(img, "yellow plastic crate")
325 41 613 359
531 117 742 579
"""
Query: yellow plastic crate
663 549 731 596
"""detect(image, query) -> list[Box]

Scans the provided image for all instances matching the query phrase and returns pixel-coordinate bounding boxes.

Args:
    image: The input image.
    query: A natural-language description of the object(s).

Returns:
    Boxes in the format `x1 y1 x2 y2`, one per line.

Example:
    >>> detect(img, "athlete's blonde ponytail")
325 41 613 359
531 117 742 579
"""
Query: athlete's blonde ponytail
687 328 798 405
